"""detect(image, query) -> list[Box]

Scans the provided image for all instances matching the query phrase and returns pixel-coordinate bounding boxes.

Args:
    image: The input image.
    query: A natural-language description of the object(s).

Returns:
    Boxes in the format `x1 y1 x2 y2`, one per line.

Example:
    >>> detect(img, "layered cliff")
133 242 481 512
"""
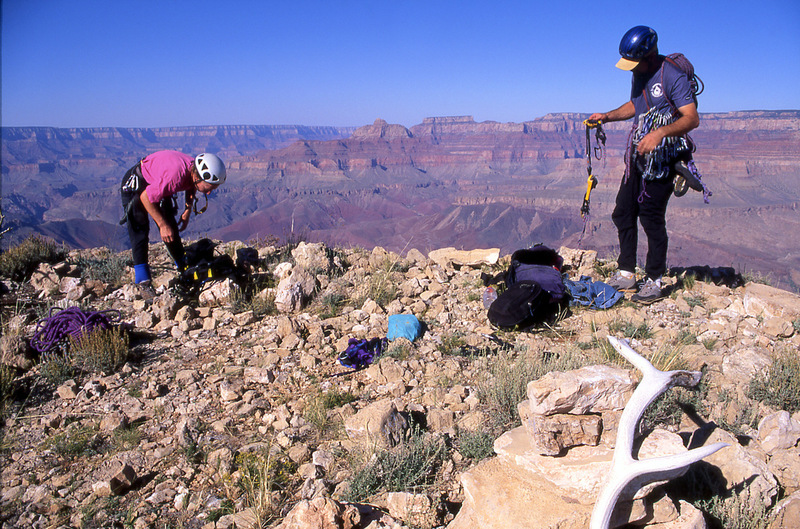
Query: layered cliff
2 112 799 290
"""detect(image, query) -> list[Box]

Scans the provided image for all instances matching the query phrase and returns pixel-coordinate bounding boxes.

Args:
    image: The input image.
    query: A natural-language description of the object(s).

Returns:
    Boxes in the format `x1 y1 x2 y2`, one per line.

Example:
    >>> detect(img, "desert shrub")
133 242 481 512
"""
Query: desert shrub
384 340 413 360
477 348 585 430
235 451 296 527
73 251 128 287
0 235 67 281
304 388 356 433
715 389 761 436
592 260 617 279
437 331 469 356
344 427 446 503
697 489 773 529
363 270 399 308
641 379 707 432
674 329 698 347
645 342 688 372
0 365 15 421
315 292 347 319
455 430 495 460
42 423 102 460
230 272 277 317
747 349 800 413
69 327 130 375
678 272 697 290
609 319 653 340
684 294 706 308
39 349 78 386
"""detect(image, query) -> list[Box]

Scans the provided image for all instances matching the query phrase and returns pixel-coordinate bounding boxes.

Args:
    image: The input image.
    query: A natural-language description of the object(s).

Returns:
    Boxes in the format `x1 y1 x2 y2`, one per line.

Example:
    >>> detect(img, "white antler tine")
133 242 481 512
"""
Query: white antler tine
607 336 658 376
590 337 728 529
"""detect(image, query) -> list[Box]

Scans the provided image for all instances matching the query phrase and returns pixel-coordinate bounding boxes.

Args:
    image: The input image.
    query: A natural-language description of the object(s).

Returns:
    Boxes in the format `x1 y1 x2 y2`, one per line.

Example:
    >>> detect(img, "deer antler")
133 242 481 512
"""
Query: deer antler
589 336 728 529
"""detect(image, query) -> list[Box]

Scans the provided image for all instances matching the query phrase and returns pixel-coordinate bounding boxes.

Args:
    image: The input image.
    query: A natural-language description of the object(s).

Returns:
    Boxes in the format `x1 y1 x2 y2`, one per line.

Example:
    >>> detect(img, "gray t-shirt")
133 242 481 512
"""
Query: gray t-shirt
631 56 694 120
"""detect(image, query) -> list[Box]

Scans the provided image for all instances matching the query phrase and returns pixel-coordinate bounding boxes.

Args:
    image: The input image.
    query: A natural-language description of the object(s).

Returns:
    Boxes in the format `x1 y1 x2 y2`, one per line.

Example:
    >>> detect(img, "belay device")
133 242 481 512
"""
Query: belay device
579 119 606 241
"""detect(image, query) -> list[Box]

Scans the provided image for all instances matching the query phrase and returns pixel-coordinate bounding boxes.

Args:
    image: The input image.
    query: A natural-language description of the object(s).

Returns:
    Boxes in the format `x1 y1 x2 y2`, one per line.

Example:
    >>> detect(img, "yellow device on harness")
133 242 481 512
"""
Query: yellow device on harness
580 119 605 219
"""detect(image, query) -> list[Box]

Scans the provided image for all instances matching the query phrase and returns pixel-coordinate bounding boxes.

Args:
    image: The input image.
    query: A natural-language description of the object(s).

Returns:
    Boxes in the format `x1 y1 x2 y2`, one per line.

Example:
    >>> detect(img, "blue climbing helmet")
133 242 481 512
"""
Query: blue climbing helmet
616 26 658 70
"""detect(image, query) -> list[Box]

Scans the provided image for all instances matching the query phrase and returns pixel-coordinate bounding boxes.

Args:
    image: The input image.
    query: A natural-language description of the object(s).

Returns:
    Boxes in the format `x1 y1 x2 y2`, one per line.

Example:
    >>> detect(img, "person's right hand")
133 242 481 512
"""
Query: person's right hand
159 223 177 243
588 112 606 123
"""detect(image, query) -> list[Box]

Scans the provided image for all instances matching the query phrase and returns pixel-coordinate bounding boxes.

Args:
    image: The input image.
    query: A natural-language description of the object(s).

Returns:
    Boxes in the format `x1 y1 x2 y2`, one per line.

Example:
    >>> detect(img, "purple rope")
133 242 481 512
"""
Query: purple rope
30 306 121 354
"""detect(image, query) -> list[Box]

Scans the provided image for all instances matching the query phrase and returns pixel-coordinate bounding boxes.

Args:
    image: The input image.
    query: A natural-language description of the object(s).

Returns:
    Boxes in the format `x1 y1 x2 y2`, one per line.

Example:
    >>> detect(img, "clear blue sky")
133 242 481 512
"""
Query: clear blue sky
2 0 798 128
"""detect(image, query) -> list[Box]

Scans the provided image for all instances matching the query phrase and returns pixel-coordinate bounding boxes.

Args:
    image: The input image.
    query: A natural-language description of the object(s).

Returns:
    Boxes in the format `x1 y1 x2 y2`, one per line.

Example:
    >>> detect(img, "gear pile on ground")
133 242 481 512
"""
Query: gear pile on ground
1 240 800 529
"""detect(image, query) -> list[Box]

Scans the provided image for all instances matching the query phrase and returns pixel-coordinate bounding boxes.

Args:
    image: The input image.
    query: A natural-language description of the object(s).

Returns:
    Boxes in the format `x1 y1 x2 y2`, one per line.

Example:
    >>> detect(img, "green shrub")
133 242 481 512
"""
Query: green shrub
748 349 800 412
0 365 15 421
315 292 347 319
685 294 706 308
344 427 446 503
43 423 102 460
477 349 585 430
73 251 128 287
39 349 78 386
385 340 412 360
304 389 357 433
642 380 707 432
437 331 469 356
455 430 495 460
609 320 653 340
0 235 67 281
234 450 296 527
697 489 773 529
69 327 130 375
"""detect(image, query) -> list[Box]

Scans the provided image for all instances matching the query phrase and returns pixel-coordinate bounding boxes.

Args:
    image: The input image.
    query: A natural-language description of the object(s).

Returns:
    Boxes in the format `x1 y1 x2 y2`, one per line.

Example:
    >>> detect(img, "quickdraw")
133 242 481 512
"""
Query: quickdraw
581 119 606 219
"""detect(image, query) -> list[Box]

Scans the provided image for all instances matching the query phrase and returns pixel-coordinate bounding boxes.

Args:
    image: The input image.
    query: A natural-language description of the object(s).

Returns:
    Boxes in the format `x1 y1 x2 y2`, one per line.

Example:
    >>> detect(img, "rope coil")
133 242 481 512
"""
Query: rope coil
30 306 121 354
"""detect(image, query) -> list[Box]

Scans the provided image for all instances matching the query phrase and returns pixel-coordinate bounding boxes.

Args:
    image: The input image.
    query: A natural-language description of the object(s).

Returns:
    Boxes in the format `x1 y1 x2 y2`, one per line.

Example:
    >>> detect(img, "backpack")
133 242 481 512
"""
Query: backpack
663 53 704 108
486 245 567 329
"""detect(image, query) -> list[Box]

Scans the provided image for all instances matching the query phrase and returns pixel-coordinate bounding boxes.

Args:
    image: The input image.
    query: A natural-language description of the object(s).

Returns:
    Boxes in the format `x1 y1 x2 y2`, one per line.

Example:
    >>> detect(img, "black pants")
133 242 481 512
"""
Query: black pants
120 164 185 268
611 164 674 280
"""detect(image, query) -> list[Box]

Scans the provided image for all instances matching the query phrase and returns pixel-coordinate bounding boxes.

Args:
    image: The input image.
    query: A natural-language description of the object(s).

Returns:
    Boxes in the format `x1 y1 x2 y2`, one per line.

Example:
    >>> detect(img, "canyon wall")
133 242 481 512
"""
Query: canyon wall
2 112 799 290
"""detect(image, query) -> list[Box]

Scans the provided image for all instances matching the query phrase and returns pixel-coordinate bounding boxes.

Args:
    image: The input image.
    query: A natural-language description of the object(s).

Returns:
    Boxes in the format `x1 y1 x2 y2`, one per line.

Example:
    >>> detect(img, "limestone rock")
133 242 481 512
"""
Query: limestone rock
427 247 500 269
758 411 800 454
702 428 779 507
743 283 800 320
275 496 360 529
344 399 408 448
0 332 35 370
275 267 318 313
292 242 334 275
518 404 601 455
526 365 635 415
770 490 800 529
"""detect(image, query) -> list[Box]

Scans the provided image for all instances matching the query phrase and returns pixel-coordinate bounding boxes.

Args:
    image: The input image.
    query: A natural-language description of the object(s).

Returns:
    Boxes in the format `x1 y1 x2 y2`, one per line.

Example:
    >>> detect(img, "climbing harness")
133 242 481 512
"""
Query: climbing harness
579 119 606 242
30 306 122 354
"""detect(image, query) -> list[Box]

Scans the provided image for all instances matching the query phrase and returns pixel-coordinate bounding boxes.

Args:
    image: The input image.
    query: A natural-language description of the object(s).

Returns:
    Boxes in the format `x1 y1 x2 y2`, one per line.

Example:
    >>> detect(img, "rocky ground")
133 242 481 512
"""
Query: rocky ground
1 240 799 529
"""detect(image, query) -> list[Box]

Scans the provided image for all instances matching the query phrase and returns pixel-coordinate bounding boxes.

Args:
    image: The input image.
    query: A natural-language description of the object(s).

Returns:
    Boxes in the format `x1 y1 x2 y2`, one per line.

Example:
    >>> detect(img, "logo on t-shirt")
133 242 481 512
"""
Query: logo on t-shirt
650 83 664 99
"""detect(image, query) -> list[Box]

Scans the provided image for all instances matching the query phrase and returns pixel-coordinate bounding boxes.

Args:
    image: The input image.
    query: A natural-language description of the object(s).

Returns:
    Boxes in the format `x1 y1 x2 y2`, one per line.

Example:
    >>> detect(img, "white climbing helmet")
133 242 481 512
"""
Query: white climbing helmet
194 153 227 185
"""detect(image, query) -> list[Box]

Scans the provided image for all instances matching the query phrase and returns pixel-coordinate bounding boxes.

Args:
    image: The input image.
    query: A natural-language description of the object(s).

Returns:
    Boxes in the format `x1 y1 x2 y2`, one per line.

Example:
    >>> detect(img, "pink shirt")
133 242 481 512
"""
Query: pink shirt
139 150 194 203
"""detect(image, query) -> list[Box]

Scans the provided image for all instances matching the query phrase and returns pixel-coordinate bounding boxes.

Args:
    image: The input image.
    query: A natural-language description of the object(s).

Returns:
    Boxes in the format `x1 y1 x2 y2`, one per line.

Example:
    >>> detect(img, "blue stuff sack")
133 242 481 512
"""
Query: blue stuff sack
387 314 422 342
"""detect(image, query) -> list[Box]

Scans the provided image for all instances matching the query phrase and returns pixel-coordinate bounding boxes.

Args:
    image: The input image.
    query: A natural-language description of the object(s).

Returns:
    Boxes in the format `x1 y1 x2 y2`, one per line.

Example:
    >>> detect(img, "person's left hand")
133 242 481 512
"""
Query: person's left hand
178 209 191 231
637 129 664 154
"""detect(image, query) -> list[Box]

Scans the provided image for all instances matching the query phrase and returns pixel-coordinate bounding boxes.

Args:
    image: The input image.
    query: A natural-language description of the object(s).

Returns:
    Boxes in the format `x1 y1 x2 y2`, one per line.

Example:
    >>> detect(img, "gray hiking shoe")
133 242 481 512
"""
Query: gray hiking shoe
631 278 663 304
606 272 637 292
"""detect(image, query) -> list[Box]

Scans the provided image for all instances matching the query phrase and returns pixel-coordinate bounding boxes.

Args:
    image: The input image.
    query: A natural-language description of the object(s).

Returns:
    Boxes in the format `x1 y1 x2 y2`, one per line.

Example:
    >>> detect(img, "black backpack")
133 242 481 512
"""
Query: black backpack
486 245 567 329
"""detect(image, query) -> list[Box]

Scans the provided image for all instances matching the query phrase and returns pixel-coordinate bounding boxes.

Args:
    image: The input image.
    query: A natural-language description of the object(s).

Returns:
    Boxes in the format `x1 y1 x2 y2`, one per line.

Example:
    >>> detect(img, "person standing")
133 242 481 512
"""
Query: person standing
589 26 699 303
120 150 226 293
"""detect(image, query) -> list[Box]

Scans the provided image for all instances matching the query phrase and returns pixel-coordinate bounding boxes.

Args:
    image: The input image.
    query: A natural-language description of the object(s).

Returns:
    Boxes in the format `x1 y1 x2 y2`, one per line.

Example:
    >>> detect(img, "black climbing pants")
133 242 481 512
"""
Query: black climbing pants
120 163 185 268
612 162 674 280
